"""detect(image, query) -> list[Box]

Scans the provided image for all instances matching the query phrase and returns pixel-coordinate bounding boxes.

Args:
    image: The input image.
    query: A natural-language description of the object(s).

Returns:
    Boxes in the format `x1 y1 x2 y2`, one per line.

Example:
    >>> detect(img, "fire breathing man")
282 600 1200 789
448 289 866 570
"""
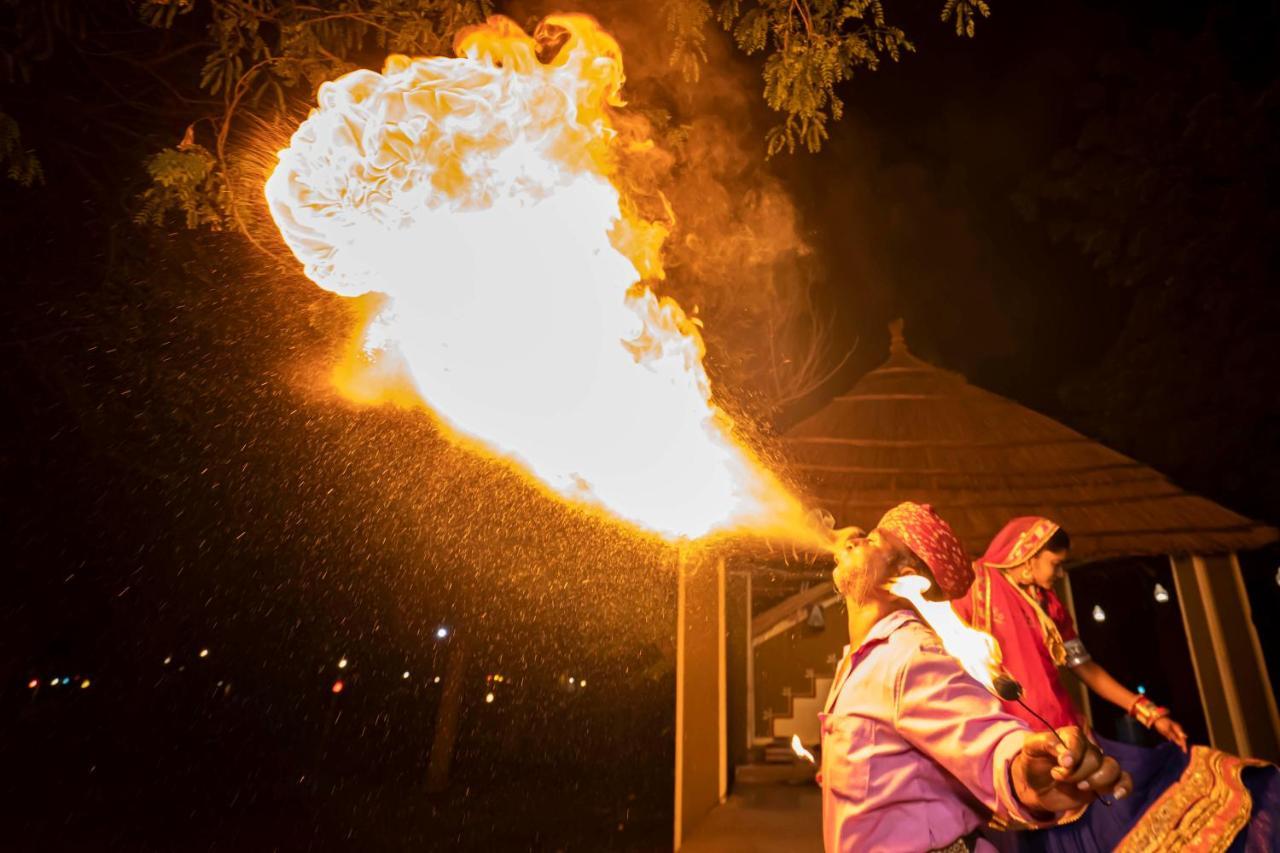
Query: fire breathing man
819 502 1132 853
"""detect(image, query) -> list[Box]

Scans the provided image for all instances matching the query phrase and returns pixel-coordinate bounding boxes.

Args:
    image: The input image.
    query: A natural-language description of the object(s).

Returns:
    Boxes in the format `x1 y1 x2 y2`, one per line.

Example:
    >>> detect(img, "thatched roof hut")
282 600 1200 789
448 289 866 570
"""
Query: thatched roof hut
675 325 1279 844
784 320 1277 561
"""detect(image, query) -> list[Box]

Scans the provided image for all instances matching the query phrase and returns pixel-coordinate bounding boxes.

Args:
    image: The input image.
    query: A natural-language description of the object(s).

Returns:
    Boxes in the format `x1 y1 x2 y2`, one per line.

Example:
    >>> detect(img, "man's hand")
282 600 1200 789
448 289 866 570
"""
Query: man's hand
1153 716 1189 752
1012 727 1132 814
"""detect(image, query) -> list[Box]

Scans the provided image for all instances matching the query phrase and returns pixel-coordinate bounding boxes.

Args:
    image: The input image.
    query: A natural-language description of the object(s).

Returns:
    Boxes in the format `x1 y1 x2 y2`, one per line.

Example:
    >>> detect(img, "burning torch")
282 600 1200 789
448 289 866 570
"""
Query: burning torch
888 575 1114 807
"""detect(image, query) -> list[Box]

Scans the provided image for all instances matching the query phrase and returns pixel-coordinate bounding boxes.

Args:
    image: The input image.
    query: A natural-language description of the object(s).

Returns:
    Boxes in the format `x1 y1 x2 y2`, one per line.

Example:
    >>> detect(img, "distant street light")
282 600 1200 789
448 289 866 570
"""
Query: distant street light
403 671 411 680
484 691 495 704
1153 583 1170 604
1092 605 1107 623
331 680 345 694
337 657 348 669
199 648 210 659
435 626 449 639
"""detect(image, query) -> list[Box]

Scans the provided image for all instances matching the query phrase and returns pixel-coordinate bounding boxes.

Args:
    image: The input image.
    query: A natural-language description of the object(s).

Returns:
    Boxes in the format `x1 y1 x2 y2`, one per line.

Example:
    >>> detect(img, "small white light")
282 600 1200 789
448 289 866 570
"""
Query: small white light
402 671 410 680
49 678 59 687
579 679 586 688
435 627 449 639
568 676 575 685
337 657 348 669
199 648 210 659
1092 604 1107 623
163 656 172 666
433 676 441 684
1153 583 1170 604
484 691 495 704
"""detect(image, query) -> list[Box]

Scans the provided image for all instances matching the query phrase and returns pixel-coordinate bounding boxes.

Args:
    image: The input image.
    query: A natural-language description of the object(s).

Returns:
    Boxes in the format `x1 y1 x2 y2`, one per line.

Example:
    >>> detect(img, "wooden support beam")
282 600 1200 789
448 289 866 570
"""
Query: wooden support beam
1170 553 1280 760
673 550 727 850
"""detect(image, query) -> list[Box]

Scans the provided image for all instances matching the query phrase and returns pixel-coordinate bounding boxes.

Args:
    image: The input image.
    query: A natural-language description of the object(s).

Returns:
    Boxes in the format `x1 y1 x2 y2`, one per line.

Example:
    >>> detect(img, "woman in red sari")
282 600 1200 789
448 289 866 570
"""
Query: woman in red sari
954 517 1187 747
956 516 1279 852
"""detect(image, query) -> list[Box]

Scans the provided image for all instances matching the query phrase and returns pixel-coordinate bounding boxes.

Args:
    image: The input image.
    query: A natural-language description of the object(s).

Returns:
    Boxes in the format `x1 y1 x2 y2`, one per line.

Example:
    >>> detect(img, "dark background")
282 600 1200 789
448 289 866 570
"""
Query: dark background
2 0 1277 849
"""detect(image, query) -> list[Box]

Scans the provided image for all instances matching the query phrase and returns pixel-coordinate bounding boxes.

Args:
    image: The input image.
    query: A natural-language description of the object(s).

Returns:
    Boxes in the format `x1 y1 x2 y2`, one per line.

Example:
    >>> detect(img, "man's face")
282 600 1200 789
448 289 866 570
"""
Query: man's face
1025 548 1068 590
833 528 902 602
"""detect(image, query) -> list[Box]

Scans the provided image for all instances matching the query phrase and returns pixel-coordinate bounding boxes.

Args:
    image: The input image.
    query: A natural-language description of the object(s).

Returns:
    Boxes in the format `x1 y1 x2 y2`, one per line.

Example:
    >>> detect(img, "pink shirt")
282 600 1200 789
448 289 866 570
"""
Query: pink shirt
820 609 1049 852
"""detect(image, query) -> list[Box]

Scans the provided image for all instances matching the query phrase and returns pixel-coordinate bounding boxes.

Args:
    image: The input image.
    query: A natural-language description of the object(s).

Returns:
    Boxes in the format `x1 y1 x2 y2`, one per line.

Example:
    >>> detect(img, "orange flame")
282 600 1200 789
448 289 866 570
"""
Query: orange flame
790 734 816 764
265 15 818 543
887 575 1004 692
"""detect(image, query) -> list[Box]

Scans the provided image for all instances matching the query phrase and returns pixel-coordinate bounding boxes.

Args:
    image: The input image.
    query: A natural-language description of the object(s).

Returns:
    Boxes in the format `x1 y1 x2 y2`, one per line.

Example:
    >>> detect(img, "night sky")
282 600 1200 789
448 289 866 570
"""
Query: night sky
2 0 1277 849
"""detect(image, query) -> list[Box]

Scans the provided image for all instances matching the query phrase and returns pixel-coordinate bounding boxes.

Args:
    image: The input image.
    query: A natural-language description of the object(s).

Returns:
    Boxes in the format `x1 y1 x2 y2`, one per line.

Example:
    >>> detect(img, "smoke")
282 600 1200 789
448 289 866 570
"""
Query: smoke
510 0 830 412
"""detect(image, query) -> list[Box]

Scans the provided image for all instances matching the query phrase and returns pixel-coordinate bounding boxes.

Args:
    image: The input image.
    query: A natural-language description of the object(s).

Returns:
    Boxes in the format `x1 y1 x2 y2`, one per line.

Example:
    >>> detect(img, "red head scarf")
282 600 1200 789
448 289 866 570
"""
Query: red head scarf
979 517 1060 569
877 502 972 600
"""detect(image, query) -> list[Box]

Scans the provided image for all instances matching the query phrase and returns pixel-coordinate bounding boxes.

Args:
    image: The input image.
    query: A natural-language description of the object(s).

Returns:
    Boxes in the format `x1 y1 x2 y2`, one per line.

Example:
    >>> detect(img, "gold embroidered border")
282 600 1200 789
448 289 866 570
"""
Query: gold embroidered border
1116 745 1267 853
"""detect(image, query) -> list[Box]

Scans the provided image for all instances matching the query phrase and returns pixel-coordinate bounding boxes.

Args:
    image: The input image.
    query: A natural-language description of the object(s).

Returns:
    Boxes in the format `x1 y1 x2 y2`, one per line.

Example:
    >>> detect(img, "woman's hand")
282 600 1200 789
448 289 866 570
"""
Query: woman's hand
1153 716 1189 752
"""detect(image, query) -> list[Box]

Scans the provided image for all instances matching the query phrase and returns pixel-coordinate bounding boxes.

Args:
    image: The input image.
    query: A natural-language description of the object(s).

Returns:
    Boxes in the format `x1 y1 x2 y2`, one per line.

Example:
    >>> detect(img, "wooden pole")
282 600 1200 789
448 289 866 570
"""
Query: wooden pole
1171 553 1280 760
426 631 469 792
673 547 688 851
717 554 727 802
673 548 728 849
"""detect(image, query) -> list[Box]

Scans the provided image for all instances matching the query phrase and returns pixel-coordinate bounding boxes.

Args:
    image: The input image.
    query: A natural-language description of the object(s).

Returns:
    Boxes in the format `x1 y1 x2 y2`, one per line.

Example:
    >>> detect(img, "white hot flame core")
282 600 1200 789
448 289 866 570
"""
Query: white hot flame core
887 575 1003 692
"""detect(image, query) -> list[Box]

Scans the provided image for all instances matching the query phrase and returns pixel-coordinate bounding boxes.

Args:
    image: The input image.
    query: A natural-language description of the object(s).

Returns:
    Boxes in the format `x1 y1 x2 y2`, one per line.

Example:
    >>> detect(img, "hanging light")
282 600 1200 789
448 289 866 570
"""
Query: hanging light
1092 604 1107 623
1153 583 1170 604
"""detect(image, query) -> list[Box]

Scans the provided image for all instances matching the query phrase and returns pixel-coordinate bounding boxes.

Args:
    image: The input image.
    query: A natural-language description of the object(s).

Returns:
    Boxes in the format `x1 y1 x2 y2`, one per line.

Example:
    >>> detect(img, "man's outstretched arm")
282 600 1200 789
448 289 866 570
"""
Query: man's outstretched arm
894 645 1130 821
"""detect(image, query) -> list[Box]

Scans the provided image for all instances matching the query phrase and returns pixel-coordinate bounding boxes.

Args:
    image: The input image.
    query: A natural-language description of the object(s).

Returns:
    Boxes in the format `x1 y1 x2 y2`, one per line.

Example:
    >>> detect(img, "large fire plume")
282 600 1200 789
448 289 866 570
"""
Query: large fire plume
265 14 820 544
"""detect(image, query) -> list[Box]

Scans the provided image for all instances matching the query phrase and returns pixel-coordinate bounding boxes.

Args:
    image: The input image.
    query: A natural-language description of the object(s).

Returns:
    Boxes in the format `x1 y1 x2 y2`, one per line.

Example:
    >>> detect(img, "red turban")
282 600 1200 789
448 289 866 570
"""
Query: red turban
877 502 973 600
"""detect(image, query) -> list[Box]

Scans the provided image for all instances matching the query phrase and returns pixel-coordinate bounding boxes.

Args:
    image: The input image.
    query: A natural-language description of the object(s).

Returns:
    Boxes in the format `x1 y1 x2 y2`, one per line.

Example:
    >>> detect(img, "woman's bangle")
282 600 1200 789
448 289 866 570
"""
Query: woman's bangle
1128 696 1170 728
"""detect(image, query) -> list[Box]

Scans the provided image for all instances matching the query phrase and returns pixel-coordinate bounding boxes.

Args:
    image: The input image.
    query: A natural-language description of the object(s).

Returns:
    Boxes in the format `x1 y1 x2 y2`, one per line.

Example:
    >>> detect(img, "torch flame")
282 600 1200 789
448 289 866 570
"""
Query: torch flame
790 734 816 764
264 14 816 543
887 575 1004 693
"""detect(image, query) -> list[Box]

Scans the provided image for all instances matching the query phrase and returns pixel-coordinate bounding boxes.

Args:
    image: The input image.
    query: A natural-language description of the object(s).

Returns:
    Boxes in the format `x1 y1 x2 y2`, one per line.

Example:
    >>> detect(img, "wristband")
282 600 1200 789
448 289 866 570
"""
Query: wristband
1128 696 1170 728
